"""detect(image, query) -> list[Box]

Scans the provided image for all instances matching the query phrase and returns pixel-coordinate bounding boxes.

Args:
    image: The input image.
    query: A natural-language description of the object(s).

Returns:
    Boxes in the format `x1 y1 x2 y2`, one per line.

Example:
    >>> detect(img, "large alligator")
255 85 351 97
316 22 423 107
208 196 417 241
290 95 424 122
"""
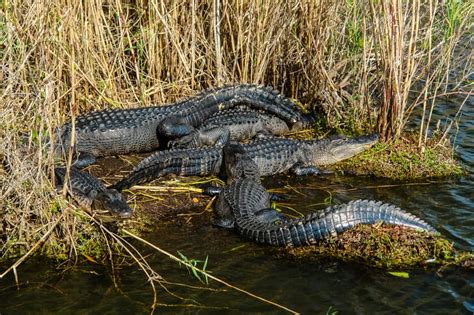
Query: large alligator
55 167 132 220
204 157 436 247
54 85 308 167
111 133 379 191
169 107 314 148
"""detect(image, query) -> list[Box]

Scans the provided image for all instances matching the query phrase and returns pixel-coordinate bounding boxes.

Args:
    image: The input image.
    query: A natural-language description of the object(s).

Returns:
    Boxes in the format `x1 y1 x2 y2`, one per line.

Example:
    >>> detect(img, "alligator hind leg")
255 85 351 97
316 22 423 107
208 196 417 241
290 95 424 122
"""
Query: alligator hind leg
254 208 285 223
158 116 196 147
170 127 231 148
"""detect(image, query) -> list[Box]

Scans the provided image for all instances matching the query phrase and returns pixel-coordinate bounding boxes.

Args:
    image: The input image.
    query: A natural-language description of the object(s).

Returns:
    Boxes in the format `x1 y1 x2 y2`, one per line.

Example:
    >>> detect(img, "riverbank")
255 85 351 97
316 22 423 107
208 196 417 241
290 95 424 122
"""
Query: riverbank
1 141 469 268
331 133 465 179
285 225 474 269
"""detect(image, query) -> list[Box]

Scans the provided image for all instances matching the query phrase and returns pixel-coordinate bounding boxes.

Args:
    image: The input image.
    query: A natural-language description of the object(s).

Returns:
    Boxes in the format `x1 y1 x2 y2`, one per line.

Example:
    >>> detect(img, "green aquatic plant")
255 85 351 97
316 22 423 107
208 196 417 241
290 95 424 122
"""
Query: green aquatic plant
177 251 210 285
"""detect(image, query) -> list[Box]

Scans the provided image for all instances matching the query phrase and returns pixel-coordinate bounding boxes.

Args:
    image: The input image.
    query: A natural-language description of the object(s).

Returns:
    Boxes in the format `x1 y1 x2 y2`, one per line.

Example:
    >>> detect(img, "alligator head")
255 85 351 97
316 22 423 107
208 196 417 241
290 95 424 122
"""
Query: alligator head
90 189 133 220
304 133 379 166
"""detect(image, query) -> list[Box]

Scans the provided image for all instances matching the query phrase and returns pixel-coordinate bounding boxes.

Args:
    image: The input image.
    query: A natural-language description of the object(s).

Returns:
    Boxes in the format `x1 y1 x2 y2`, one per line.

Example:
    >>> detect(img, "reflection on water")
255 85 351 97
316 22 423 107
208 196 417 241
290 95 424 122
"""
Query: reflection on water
1 96 473 314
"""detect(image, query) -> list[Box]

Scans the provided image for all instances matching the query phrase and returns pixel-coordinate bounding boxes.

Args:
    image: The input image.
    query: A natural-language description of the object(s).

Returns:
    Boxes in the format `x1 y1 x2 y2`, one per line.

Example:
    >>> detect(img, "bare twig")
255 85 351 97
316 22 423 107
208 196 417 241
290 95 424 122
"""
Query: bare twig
122 229 299 314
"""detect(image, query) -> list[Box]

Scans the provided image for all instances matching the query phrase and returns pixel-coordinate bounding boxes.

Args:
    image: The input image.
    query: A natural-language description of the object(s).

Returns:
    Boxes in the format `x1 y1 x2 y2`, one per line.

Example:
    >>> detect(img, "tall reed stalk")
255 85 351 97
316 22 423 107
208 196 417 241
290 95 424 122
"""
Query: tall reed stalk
369 0 472 143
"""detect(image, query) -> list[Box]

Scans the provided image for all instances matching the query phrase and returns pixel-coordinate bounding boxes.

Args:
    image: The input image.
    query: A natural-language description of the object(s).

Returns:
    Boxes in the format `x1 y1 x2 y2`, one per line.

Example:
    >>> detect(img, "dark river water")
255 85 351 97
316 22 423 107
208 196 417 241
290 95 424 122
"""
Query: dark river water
1 95 473 314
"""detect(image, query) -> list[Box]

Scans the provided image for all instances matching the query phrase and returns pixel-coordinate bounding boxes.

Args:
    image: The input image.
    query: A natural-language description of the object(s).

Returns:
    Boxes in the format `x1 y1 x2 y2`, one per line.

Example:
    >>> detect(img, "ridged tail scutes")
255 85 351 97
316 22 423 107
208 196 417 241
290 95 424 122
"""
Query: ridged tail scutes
111 147 223 191
235 199 436 247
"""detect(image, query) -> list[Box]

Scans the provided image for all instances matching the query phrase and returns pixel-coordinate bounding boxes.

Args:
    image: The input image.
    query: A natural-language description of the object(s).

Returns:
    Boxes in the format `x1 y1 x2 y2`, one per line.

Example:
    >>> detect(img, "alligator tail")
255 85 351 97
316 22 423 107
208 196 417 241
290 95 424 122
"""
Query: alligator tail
111 147 223 191
208 84 305 124
235 199 436 247
237 85 304 124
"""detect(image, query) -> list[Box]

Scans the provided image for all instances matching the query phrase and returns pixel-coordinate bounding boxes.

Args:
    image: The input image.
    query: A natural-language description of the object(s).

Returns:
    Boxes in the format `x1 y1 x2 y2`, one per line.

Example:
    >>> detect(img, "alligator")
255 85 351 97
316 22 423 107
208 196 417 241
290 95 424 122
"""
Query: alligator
111 133 379 191
54 84 308 168
169 107 314 148
55 167 132 220
203 157 436 247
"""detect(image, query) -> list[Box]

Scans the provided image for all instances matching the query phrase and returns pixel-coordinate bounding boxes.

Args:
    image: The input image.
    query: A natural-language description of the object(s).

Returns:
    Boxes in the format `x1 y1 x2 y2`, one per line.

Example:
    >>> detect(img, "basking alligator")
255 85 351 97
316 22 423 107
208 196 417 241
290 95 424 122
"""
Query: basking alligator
204 157 436 247
111 133 379 191
169 107 314 148
54 85 308 167
55 167 132 220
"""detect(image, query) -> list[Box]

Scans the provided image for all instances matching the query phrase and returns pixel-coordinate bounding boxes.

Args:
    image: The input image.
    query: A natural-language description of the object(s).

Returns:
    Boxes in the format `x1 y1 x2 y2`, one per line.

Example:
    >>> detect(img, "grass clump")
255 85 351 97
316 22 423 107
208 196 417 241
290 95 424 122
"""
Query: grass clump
286 224 473 269
332 133 464 179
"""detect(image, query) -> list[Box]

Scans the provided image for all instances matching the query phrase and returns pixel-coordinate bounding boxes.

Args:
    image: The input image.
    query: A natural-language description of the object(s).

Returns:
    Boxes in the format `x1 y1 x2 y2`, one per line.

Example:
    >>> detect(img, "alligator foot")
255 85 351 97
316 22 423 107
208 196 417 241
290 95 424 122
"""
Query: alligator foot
269 193 289 201
71 152 97 169
200 184 224 196
291 165 323 176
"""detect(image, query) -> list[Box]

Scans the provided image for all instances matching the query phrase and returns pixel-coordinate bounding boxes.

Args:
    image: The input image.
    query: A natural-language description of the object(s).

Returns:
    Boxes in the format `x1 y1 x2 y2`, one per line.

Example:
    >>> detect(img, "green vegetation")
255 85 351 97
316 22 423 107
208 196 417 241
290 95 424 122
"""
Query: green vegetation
332 133 465 179
286 224 473 269
177 251 210 284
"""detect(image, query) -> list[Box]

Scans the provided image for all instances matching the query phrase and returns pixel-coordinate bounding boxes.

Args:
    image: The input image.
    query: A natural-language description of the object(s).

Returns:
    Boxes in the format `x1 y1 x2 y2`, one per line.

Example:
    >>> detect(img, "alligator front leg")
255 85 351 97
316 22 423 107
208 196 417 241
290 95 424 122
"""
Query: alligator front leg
71 152 97 169
157 116 196 147
254 208 285 224
290 164 333 176
290 164 322 176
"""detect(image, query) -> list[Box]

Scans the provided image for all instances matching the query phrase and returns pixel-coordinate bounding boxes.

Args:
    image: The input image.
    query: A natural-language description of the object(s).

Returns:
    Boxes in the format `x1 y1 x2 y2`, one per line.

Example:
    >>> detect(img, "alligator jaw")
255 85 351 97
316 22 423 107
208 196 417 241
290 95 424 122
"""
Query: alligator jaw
309 133 379 166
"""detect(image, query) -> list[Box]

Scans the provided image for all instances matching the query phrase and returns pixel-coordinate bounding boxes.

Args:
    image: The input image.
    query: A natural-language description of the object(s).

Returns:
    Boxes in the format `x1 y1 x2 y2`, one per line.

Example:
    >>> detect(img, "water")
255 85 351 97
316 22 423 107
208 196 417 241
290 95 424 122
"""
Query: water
1 97 473 314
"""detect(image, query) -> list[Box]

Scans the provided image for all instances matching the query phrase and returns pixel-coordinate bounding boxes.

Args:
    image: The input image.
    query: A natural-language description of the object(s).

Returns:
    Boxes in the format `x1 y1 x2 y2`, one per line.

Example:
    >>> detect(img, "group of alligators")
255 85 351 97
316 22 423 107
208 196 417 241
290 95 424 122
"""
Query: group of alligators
53 84 436 247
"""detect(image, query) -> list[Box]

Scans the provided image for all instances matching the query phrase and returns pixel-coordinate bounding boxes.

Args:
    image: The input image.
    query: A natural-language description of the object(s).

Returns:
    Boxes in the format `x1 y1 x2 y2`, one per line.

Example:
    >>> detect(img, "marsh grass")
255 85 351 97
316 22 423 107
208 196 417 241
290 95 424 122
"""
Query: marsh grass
0 0 473 309
286 224 474 269
332 132 465 179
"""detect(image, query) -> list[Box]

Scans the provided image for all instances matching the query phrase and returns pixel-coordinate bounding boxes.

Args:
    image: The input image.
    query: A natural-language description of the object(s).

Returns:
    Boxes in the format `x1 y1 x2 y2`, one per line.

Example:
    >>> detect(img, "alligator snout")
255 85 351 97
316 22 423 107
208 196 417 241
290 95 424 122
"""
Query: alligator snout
93 189 133 220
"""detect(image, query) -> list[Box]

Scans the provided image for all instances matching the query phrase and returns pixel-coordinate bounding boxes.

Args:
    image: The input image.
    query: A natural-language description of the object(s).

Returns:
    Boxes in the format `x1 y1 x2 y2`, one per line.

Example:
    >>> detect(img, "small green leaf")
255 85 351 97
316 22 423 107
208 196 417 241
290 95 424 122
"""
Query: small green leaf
203 256 209 284
388 271 410 278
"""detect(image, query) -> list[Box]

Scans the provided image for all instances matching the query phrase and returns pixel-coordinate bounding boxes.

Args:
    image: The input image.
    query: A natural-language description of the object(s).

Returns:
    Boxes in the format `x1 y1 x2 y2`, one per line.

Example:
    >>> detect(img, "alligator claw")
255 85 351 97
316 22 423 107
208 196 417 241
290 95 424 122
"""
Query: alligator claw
269 193 289 201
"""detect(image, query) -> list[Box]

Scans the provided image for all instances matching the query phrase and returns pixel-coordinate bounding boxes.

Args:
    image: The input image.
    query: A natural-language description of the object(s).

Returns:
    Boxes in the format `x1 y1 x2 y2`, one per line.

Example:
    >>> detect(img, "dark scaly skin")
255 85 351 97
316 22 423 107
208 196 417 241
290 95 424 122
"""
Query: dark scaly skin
111 134 379 191
214 178 436 247
111 146 224 191
54 84 306 167
225 133 380 178
205 156 435 247
170 108 315 148
55 167 132 220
